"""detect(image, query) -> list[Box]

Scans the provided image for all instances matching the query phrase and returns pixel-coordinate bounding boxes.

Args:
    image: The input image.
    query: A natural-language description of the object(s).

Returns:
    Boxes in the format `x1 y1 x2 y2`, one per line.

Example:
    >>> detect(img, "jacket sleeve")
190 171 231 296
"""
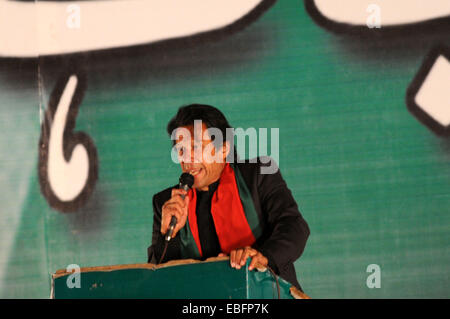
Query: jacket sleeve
253 158 310 274
147 194 164 263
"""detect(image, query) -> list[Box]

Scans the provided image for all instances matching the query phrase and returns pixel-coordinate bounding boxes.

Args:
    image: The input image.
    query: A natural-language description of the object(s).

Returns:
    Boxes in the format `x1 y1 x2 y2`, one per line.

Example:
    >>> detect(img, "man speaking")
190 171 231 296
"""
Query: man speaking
147 104 309 291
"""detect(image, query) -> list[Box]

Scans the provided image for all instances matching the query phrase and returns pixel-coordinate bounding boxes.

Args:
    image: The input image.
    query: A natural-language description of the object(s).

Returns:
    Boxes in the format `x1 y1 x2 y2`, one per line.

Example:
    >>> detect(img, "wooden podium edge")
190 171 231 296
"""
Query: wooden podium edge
52 256 230 279
289 286 311 299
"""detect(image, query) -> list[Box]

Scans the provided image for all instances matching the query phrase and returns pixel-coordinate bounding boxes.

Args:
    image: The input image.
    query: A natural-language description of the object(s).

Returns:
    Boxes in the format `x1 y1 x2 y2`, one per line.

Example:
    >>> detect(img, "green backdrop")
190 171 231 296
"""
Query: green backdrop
0 0 449 298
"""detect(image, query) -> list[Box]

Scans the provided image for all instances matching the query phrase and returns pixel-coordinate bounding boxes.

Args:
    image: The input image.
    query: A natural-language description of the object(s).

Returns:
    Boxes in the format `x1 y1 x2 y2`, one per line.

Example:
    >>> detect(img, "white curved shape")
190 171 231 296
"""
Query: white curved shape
313 0 450 26
415 55 450 127
48 75 89 201
0 0 263 57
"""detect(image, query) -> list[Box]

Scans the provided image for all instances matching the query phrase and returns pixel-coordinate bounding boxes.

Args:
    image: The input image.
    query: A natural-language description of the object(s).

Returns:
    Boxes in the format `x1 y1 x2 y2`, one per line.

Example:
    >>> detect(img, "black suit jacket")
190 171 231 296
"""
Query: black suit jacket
148 157 310 290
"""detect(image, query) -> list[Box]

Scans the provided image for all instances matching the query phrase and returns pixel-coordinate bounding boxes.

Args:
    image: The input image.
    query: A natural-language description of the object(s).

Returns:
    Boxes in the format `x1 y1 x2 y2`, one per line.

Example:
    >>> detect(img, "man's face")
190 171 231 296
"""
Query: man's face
175 123 229 191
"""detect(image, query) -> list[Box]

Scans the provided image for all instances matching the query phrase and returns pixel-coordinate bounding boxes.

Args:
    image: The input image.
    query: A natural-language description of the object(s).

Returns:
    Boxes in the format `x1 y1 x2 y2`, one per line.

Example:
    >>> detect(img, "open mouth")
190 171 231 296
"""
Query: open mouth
188 168 203 176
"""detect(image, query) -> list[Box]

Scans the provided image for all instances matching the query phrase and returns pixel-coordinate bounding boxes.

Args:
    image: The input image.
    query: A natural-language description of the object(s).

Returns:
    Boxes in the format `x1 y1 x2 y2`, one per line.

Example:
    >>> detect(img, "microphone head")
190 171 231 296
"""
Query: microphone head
179 172 195 189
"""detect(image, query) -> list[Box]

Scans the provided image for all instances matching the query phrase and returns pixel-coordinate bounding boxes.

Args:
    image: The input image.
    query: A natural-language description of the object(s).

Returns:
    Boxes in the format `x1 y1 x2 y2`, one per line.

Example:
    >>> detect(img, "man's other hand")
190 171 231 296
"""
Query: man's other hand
226 246 268 271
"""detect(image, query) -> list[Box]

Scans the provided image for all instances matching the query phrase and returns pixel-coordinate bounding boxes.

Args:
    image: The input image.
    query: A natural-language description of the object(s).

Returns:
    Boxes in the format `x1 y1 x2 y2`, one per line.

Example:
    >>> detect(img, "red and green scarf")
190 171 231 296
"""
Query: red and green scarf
179 163 262 259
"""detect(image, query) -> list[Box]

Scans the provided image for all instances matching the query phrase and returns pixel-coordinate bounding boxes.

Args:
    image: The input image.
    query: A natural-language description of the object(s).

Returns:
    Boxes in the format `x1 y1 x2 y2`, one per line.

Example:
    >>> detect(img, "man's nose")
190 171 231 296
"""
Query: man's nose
192 144 203 163
181 145 201 164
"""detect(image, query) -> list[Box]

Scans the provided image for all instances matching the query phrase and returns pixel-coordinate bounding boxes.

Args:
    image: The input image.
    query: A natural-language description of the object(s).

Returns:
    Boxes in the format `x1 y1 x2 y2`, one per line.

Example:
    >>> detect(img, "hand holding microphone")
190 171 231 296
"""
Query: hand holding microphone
161 173 194 241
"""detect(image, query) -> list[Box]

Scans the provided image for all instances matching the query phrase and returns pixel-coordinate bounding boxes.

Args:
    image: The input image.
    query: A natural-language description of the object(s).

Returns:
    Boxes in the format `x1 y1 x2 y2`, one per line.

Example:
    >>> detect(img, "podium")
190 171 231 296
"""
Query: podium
51 257 309 299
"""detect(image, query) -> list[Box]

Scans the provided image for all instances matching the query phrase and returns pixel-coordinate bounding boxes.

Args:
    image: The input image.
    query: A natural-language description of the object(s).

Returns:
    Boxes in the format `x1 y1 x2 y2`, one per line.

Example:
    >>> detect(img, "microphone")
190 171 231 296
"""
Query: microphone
165 172 195 242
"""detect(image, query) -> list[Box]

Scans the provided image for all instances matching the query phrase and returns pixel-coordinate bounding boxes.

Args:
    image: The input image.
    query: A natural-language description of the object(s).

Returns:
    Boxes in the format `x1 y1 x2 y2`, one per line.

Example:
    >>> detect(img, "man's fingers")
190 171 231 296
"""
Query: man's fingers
230 250 236 267
168 194 187 208
229 247 256 269
248 255 261 271
171 197 190 238
249 254 268 271
234 249 244 269
161 203 183 235
160 184 192 237
240 247 257 267
160 188 191 237
171 188 188 199
161 212 178 235
239 248 250 267
228 248 267 271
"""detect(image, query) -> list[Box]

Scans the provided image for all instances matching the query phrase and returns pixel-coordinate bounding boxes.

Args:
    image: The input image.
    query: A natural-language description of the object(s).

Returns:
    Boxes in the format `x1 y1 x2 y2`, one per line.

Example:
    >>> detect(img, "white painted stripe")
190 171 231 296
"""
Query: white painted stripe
48 75 90 201
415 55 450 127
0 0 263 57
313 0 450 26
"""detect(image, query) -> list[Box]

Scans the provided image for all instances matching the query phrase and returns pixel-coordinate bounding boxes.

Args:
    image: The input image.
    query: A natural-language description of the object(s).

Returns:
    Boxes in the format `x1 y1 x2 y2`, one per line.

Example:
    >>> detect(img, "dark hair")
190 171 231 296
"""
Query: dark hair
167 104 236 161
